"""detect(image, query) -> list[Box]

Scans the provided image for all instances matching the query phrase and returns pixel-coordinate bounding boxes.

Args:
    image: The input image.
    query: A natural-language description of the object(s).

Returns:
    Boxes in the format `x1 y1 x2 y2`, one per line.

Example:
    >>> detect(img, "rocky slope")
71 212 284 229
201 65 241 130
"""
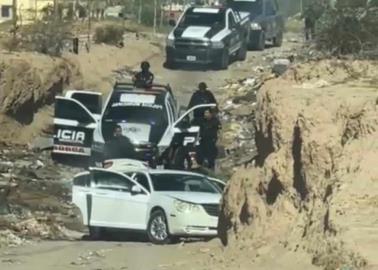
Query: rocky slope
0 36 160 144
218 60 378 270
0 53 80 124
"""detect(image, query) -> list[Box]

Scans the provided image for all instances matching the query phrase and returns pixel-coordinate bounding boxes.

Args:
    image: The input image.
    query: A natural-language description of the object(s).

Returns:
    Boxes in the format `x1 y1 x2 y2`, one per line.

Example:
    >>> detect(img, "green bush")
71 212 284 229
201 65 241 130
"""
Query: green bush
94 24 124 45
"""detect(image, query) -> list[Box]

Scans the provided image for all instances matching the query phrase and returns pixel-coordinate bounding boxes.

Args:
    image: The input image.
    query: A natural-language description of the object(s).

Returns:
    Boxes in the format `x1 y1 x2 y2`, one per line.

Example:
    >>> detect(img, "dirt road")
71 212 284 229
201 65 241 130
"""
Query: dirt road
0 239 218 270
0 34 303 270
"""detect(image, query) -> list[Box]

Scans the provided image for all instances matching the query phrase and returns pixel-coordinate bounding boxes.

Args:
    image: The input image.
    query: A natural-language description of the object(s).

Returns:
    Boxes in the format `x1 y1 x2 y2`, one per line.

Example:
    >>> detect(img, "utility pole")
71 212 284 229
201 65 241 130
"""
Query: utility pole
153 0 157 33
53 0 58 20
12 0 17 41
159 0 164 28
87 0 92 51
34 0 37 20
138 0 142 24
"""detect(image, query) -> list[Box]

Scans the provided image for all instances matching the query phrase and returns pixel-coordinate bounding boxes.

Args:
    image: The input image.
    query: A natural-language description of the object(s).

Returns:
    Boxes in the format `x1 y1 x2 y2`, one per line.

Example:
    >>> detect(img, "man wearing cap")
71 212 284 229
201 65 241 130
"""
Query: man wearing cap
187 82 218 123
132 61 154 88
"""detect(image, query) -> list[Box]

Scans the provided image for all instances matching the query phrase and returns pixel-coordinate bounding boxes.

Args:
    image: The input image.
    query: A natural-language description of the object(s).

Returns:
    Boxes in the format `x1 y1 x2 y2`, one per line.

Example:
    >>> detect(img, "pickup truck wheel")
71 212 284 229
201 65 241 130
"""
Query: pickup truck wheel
165 58 176 69
256 32 265 51
273 32 283 47
216 49 229 70
147 210 172 245
237 42 247 61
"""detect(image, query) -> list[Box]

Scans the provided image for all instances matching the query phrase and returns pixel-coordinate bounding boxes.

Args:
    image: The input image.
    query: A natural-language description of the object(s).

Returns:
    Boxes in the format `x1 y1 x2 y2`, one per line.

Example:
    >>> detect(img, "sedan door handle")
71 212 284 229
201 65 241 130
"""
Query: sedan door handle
95 192 107 195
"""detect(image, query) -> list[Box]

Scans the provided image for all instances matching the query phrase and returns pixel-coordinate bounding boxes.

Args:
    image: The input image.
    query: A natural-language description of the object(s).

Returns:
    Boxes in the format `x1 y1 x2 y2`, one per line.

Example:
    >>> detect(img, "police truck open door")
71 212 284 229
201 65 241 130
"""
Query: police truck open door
53 97 98 157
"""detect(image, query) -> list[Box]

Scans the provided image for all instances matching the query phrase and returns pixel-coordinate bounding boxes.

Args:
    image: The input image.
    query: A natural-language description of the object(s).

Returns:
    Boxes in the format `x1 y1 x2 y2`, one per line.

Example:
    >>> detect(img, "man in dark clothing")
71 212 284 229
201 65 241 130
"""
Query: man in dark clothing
187 82 217 121
303 0 326 41
132 61 154 89
304 17 315 41
104 125 137 160
196 109 221 170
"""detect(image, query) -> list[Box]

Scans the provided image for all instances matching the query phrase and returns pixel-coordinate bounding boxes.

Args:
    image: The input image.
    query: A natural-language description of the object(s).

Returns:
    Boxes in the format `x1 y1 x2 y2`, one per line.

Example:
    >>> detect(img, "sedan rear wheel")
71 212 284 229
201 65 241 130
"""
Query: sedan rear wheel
147 210 171 245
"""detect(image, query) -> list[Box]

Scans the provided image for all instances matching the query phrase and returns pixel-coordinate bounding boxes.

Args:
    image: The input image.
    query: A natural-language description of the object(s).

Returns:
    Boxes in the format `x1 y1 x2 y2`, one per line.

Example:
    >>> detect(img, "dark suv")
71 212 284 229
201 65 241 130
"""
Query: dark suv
228 0 284 50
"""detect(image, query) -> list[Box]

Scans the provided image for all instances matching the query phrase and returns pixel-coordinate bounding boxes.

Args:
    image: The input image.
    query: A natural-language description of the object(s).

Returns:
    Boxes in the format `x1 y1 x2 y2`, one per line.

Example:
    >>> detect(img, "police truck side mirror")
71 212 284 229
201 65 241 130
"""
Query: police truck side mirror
175 116 191 130
168 19 176 27
178 106 187 117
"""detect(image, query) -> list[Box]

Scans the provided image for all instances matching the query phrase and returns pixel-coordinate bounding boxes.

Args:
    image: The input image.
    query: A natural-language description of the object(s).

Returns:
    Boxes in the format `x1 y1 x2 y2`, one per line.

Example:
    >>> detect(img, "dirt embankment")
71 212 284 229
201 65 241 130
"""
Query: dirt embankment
0 37 160 144
218 60 378 270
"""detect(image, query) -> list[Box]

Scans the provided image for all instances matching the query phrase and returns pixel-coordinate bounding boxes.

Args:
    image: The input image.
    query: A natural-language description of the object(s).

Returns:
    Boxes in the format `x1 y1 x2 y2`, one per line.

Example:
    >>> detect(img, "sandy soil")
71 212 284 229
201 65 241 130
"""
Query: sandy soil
0 238 321 270
219 59 378 270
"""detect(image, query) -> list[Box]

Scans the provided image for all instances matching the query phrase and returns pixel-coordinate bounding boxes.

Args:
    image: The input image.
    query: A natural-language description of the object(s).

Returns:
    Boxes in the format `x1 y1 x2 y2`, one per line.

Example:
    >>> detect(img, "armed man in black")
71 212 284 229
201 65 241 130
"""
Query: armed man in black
187 82 218 123
104 125 137 160
196 108 221 170
132 61 154 89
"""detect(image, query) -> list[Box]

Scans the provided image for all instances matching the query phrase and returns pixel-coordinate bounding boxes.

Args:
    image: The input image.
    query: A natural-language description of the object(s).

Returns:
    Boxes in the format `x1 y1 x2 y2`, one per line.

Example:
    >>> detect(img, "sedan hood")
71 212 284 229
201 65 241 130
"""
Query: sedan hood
157 192 221 204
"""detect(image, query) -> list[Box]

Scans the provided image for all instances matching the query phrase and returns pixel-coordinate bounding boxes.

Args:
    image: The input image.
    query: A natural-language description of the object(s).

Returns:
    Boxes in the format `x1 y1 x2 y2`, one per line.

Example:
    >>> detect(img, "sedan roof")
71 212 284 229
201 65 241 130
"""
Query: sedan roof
121 168 205 177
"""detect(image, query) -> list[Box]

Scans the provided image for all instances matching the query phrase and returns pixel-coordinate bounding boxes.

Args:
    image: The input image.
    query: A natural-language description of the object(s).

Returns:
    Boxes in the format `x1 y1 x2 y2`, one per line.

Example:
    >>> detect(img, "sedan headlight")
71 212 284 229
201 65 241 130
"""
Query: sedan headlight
166 38 175 48
251 22 262 30
174 199 201 213
211 41 224 49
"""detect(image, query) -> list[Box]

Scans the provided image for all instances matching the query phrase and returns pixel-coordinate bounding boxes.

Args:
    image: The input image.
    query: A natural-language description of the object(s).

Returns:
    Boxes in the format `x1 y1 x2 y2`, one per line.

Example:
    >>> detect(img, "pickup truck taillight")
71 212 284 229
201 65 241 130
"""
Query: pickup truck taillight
103 160 113 169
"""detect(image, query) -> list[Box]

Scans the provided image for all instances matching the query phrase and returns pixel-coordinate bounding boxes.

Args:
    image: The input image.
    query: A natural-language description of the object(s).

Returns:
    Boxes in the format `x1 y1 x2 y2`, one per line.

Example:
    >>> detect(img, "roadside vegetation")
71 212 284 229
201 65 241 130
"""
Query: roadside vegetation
316 0 378 55
1 0 173 55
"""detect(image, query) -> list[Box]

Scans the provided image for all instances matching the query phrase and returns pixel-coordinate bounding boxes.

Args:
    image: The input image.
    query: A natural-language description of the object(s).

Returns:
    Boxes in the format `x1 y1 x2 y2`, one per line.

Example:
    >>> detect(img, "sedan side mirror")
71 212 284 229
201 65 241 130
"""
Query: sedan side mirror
131 185 143 195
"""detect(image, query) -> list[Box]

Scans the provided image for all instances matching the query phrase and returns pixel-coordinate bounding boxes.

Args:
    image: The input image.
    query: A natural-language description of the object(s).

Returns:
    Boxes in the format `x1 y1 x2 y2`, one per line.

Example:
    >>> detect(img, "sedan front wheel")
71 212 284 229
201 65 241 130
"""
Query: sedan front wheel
147 210 172 244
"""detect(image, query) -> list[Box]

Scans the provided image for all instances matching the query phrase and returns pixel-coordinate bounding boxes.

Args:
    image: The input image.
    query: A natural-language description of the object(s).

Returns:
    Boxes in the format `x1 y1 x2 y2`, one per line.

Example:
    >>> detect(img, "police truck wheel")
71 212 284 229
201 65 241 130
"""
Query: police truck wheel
165 58 176 69
237 42 247 61
256 32 265 51
273 31 283 47
216 49 229 70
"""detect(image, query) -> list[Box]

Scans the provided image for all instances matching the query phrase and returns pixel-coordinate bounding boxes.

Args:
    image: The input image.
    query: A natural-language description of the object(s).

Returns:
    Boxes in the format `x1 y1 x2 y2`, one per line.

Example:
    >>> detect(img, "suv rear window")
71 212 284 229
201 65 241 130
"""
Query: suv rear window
103 91 167 125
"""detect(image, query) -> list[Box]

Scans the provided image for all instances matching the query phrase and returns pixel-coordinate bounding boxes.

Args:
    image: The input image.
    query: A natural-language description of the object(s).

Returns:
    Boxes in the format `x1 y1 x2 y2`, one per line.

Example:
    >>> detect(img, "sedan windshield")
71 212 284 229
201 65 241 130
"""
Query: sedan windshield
150 173 219 193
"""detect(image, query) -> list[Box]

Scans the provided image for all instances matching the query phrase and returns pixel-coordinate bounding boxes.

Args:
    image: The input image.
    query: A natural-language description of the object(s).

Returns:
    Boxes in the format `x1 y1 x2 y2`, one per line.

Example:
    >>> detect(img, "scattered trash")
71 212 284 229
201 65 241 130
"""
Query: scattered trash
272 58 291 76
0 142 83 248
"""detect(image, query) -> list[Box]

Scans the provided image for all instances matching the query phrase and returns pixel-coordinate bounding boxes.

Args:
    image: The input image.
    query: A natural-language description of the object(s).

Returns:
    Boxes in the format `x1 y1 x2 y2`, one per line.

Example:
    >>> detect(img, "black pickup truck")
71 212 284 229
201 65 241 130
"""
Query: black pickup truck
165 6 250 70
227 0 284 50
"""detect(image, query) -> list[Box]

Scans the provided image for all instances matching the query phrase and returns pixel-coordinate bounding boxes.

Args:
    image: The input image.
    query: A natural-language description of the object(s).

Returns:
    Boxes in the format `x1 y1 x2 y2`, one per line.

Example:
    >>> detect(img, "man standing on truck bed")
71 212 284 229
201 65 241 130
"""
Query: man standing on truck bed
132 61 154 88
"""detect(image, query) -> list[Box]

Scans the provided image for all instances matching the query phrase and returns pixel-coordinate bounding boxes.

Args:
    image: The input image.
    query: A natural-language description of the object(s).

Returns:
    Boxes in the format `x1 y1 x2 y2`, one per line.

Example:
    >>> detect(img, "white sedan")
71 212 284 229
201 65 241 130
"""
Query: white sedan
72 167 225 244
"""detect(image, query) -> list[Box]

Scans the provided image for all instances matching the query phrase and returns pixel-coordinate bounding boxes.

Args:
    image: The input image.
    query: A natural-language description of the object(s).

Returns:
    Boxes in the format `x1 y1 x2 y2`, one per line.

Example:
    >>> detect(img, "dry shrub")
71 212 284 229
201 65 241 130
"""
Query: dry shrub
94 24 124 45
22 18 72 56
316 0 378 55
